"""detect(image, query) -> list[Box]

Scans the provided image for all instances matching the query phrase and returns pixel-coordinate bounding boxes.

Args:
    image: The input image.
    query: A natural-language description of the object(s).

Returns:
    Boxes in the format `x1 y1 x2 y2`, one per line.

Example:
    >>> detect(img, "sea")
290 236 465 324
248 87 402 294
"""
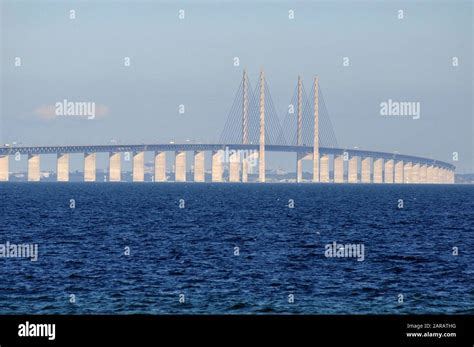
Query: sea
0 183 472 314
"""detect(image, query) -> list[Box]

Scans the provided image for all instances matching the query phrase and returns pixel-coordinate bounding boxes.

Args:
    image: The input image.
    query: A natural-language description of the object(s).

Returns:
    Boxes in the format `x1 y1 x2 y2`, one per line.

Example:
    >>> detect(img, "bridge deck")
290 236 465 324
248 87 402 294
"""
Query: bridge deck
0 144 455 170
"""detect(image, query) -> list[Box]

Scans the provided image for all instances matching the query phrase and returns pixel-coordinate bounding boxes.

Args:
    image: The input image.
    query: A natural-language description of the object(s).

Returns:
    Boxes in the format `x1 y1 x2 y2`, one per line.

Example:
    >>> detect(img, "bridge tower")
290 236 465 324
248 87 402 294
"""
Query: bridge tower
259 70 265 183
313 76 319 182
296 76 303 182
241 69 249 182
242 69 249 145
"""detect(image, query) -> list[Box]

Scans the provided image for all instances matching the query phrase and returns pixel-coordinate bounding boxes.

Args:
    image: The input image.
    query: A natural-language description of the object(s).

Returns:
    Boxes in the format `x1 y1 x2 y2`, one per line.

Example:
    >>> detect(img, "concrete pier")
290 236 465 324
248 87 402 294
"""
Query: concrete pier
0 155 9 181
373 158 383 183
404 162 412 183
434 167 441 183
313 76 319 183
242 159 248 183
394 160 404 183
361 157 371 183
438 168 443 183
84 153 96 182
57 153 69 182
434 166 443 183
384 159 394 183
175 151 186 182
212 150 223 182
28 154 40 182
133 151 145 182
229 151 240 182
412 163 420 184
348 156 358 183
334 155 344 183
154 151 166 182
109 152 121 182
420 164 428 184
320 154 329 183
446 169 452 183
296 153 303 183
259 70 265 183
194 151 205 182
427 165 434 183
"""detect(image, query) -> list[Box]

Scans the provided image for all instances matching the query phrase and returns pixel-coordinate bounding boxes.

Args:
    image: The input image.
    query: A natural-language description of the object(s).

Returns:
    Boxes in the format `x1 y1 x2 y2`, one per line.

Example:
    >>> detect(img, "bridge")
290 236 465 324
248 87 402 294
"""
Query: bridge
0 70 455 184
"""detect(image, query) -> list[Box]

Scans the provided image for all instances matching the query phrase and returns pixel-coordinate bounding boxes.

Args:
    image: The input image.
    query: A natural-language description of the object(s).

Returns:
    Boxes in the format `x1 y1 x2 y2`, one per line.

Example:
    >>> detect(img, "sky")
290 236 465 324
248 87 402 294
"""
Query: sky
1 0 473 173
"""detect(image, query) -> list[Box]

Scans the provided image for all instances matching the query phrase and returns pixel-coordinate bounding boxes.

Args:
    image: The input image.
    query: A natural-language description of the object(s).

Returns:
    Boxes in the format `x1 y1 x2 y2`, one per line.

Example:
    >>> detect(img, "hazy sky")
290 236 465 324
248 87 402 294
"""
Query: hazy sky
1 0 473 172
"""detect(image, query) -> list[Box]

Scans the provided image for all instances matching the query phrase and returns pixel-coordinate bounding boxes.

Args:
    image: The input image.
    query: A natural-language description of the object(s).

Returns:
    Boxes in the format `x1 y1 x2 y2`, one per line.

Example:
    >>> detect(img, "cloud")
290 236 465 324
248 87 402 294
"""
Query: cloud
34 104 56 121
95 104 109 117
33 102 110 121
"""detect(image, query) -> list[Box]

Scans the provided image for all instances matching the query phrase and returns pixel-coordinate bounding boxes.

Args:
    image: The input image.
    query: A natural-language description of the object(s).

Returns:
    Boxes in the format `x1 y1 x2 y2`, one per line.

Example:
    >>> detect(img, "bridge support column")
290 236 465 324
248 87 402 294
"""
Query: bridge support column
243 152 257 183
334 155 344 183
242 159 248 183
412 163 420 184
450 170 455 184
212 150 223 182
320 154 329 183
373 158 383 183
84 153 96 182
109 152 121 182
384 159 394 183
154 151 166 182
133 151 145 182
28 154 40 182
404 162 412 184
436 167 442 183
296 153 303 183
229 151 241 182
394 160 404 183
420 164 428 184
194 151 205 182
175 151 186 182
361 157 371 183
312 153 320 183
57 153 69 182
348 156 358 183
437 167 444 183
0 155 9 181
440 168 446 183
427 165 434 183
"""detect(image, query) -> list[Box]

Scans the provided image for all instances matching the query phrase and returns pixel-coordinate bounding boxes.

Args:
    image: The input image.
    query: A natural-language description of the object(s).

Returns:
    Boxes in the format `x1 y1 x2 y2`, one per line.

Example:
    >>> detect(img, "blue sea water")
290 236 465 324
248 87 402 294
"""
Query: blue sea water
0 183 472 314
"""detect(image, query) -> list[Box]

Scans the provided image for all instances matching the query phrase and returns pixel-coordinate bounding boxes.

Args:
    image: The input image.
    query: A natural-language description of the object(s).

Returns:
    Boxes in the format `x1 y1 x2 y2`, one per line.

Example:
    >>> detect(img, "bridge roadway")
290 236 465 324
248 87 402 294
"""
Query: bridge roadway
0 144 455 170
0 143 456 183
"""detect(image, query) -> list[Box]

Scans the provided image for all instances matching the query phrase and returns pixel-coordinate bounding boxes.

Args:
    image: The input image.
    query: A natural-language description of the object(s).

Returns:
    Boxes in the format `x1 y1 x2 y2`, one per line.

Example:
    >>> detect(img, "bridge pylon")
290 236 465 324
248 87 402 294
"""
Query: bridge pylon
313 76 320 183
296 76 303 182
258 70 265 183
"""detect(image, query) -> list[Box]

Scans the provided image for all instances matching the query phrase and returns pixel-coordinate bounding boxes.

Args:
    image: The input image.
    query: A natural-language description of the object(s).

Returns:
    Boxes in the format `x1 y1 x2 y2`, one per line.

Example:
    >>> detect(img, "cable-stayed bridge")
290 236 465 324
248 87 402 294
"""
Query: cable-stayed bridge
0 70 455 184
